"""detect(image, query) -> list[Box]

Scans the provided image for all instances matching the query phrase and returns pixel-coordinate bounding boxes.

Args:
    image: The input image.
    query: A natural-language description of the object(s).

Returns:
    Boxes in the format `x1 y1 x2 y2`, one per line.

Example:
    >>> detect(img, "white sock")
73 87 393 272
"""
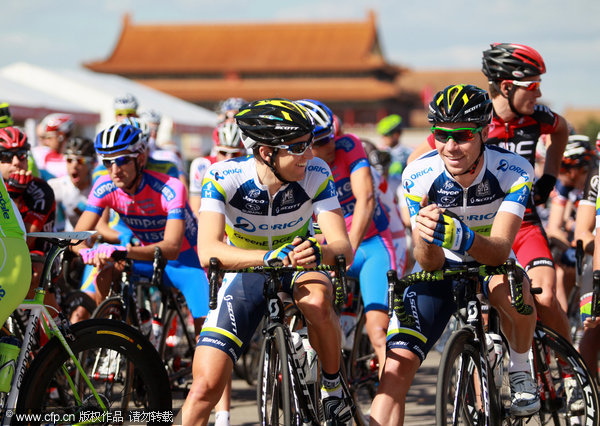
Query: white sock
508 347 532 373
214 410 230 426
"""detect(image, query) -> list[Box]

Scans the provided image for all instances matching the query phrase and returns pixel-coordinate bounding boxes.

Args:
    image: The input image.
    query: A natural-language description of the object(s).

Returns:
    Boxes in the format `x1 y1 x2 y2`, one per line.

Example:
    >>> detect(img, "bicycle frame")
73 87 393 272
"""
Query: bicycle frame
3 232 108 425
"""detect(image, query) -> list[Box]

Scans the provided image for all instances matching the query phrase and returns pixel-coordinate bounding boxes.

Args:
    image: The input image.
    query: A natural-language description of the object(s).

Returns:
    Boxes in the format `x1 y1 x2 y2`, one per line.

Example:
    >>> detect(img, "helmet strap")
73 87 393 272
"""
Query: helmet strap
265 148 292 185
451 140 485 177
498 81 522 117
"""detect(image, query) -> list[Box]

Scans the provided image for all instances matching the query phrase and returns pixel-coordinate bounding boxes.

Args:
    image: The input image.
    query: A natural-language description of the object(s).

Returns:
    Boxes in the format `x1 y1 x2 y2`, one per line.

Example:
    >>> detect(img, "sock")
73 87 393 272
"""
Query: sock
320 370 342 399
508 347 532 373
214 410 230 426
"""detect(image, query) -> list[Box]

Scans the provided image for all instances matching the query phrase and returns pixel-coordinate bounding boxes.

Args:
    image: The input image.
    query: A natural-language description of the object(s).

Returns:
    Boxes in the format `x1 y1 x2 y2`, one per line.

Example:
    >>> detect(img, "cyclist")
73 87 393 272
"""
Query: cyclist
72 122 209 337
189 121 247 217
299 99 396 375
545 135 594 312
48 137 97 232
32 113 74 179
371 85 539 424
216 97 247 124
113 93 139 122
0 103 13 128
181 99 354 425
376 114 412 195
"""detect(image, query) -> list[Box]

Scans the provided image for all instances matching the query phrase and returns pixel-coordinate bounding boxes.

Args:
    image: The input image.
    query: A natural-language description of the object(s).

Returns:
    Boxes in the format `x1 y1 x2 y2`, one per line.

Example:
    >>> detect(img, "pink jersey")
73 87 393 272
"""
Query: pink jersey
330 134 390 240
86 170 197 252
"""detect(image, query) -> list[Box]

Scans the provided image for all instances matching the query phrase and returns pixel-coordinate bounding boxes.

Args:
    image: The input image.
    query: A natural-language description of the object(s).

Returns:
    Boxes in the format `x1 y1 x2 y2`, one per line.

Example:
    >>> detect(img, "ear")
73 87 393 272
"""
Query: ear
481 125 489 140
500 80 512 97
258 146 273 161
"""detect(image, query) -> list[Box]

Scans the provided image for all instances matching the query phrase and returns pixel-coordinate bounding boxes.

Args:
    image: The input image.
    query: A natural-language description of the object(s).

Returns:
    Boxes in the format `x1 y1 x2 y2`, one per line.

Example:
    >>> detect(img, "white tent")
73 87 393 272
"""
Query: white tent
0 62 217 155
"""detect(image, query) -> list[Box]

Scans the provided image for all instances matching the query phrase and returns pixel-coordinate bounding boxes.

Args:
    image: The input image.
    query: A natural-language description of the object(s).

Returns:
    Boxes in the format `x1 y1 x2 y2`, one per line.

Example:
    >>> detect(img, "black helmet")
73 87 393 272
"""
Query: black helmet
482 43 546 81
428 84 493 127
235 99 314 149
561 135 594 169
65 137 96 158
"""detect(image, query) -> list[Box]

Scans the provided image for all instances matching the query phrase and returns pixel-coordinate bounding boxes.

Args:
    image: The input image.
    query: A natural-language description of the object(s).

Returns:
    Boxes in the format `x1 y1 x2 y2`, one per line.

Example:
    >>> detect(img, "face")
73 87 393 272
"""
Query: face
380 131 402 149
215 149 245 162
310 136 336 164
0 149 28 180
102 151 143 190
66 156 94 186
270 134 314 182
115 111 137 123
502 76 541 115
39 132 63 151
433 123 487 176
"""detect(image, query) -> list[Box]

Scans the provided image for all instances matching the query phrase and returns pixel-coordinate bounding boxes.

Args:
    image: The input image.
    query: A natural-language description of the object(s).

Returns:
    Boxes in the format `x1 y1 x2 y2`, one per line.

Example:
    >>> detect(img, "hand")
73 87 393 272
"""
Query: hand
6 170 32 195
532 174 556 206
80 244 126 266
264 243 296 267
431 211 475 253
293 236 323 266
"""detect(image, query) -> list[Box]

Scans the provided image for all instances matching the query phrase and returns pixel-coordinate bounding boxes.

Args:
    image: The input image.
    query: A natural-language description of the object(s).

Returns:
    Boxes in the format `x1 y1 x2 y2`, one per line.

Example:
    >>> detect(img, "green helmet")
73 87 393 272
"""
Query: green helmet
376 114 403 136
0 103 14 128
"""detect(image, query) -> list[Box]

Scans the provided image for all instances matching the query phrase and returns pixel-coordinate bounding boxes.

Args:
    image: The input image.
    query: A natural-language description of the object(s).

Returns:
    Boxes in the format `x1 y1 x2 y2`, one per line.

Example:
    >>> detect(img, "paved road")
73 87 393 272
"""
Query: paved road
172 350 441 425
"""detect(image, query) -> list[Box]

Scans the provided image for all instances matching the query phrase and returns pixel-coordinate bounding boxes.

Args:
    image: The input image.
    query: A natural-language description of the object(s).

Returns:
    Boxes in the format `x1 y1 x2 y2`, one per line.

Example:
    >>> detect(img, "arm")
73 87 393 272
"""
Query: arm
125 217 183 261
189 195 202 221
315 208 354 266
197 210 266 269
545 197 570 246
72 210 102 254
94 208 122 244
543 115 569 178
466 211 522 266
406 140 434 165
574 203 596 255
348 166 375 251
412 202 445 271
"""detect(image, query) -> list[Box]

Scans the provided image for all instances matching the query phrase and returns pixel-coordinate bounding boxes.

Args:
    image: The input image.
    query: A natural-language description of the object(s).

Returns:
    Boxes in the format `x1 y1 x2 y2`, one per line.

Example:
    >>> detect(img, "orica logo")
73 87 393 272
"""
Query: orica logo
410 167 433 180
306 165 329 175
234 216 255 232
497 159 509 172
403 179 414 193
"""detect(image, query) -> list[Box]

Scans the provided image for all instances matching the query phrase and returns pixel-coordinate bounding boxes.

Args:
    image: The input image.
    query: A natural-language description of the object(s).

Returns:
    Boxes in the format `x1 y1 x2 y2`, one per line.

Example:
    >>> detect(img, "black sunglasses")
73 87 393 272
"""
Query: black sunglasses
0 150 28 163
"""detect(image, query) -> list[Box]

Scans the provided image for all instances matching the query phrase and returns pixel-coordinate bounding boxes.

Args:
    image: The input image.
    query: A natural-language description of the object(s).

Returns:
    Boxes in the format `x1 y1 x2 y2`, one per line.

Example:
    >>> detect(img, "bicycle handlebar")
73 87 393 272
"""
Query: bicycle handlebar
207 255 348 311
387 259 534 324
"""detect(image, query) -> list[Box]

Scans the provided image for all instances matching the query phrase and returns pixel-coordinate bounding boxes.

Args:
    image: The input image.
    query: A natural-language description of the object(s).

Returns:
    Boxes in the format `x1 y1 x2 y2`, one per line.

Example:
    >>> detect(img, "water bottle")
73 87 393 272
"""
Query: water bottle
339 312 357 351
291 331 307 373
486 333 504 388
301 335 318 384
0 336 21 393
151 316 163 351
139 308 152 338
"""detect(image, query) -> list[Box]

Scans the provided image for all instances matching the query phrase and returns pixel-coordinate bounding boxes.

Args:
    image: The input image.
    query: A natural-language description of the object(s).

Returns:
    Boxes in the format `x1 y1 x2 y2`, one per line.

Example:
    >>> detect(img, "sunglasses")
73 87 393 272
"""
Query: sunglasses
0 150 28 163
313 136 334 147
66 156 94 165
102 154 139 168
431 127 483 144
510 80 541 91
216 149 245 158
278 139 313 156
115 110 137 116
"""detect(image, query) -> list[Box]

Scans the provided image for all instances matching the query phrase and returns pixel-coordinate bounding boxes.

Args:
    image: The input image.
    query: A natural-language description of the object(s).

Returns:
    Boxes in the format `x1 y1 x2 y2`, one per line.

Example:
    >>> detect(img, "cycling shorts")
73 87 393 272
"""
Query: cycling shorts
347 231 395 313
0 237 32 327
512 221 554 271
197 270 330 363
80 248 209 319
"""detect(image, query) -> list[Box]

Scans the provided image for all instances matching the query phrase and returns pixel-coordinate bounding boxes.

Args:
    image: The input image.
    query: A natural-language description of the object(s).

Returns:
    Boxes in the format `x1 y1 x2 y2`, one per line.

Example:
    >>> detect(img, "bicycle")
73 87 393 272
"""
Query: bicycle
339 278 377 425
207 255 358 426
92 247 198 390
3 231 172 425
387 259 600 425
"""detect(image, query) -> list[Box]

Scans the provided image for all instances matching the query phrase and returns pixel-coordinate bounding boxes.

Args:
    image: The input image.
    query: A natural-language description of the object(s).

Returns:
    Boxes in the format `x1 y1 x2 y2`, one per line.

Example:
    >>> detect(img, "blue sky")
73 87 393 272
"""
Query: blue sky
3 0 599 113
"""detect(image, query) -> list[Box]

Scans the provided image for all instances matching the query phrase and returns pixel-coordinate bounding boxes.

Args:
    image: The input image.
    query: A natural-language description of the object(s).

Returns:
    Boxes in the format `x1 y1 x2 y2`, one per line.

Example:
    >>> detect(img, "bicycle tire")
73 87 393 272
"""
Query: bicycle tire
16 318 172 425
346 309 377 424
436 328 492 426
92 296 127 322
257 325 295 425
60 290 96 319
532 323 600 425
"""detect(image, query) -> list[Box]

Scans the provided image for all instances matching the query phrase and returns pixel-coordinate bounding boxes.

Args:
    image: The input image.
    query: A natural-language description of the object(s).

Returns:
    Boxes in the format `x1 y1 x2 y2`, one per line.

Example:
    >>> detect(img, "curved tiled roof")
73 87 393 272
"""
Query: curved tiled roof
85 12 394 75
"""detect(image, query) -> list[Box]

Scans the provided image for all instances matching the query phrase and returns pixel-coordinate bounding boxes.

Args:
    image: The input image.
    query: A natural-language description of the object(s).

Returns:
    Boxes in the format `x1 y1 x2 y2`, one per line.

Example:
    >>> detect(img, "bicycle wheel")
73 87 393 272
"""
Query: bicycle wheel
532 324 600 425
60 290 96 319
158 304 195 387
346 309 377 424
257 325 295 426
436 328 493 426
17 319 172 425
92 296 126 321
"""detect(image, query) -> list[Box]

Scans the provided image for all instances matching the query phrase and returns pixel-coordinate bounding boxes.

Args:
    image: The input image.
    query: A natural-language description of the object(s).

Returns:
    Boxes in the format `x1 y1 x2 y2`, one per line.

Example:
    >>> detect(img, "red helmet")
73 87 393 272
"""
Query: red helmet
482 43 546 81
40 113 74 135
0 127 29 151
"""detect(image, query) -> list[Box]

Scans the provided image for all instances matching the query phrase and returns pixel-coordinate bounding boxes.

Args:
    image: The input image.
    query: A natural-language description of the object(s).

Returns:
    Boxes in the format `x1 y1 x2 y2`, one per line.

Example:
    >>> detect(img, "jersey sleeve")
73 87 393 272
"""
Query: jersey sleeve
85 175 115 216
305 158 340 217
162 176 188 220
532 104 559 134
189 157 211 196
497 155 533 219
198 163 227 215
336 134 370 174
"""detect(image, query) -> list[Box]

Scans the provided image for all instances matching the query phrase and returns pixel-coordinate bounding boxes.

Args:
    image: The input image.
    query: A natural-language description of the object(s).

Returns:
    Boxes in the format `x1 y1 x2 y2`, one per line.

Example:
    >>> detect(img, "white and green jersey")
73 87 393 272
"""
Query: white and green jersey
0 175 26 240
200 155 340 250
